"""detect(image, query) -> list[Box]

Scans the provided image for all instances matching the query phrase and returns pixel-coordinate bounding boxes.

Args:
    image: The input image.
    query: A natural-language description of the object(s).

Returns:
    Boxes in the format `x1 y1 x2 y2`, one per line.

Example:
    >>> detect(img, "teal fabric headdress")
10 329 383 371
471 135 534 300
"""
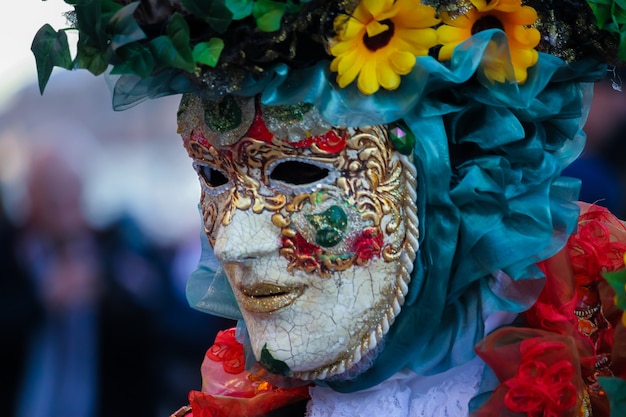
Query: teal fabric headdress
185 29 606 392
34 0 622 392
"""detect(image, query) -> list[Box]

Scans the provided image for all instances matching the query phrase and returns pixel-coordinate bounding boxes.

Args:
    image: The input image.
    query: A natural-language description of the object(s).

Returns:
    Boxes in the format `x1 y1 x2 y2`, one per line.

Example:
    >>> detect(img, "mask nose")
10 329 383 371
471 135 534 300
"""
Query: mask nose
212 209 281 262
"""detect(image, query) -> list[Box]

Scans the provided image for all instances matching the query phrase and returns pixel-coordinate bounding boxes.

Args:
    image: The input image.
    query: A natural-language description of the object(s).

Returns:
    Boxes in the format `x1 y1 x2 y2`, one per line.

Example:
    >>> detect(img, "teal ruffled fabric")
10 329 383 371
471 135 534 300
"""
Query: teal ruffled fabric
187 207 242 321
110 69 198 110
185 29 607 392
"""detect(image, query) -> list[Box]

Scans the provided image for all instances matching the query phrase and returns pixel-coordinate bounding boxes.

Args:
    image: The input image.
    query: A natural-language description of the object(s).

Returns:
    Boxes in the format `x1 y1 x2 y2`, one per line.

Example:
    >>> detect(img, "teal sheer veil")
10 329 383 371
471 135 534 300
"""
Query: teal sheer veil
184 30 607 392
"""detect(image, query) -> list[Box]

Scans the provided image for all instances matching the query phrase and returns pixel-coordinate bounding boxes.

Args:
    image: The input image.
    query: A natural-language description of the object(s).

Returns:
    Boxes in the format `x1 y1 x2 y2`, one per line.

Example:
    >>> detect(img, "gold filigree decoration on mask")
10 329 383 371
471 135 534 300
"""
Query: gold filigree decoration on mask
273 125 407 277
350 128 406 261
189 140 282 244
293 144 420 382
189 123 408 277
191 132 340 245
277 192 356 277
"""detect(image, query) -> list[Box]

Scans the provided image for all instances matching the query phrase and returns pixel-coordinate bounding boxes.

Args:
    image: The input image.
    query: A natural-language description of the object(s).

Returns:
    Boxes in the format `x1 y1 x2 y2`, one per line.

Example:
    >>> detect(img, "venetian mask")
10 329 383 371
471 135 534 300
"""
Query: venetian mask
178 94 419 380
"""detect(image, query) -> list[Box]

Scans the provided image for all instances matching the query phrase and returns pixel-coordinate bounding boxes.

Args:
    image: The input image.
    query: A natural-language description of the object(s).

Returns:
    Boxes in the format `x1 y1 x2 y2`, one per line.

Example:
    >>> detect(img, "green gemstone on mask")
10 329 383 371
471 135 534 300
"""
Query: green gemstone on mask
260 345 291 376
306 205 348 247
388 120 415 155
203 95 241 132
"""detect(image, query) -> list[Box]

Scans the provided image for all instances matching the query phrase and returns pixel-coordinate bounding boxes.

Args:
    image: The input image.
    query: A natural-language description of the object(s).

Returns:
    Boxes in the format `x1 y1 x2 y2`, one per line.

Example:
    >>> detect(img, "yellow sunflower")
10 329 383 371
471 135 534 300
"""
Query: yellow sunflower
437 0 540 84
330 0 439 95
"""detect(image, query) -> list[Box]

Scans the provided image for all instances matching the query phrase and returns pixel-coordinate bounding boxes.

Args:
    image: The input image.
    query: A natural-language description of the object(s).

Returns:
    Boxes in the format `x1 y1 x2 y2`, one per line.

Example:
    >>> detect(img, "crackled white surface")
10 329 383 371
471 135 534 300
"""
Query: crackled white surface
215 209 399 372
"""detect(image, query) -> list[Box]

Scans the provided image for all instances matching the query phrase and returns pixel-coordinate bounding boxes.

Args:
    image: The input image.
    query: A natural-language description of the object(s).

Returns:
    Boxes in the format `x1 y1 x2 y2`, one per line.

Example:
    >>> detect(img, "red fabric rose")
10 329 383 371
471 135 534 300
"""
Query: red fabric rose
474 329 585 417
503 340 578 417
207 329 245 374
569 203 626 282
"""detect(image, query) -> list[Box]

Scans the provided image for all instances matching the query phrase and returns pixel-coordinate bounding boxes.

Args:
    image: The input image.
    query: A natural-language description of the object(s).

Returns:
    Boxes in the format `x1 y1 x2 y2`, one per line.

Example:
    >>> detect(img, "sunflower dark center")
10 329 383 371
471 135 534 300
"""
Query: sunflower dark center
471 15 504 35
363 19 395 51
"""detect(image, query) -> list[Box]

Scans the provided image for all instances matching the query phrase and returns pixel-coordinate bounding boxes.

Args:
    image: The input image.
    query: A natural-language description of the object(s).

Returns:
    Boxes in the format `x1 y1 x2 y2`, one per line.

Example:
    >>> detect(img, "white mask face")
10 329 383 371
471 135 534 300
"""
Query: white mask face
178 94 418 380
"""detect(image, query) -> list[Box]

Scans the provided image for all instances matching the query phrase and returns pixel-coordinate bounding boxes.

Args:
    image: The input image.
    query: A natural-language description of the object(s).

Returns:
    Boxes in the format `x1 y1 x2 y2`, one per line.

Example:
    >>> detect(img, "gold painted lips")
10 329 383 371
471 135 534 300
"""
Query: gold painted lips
239 282 306 313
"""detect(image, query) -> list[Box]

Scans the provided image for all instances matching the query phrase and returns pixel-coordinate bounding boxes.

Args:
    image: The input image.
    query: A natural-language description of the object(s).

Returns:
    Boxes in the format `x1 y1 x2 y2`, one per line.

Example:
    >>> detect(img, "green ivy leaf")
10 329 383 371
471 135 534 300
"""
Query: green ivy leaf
31 24 73 93
181 0 233 33
149 14 195 73
149 37 193 72
618 30 626 61
101 0 123 17
613 4 626 27
192 38 224 67
167 13 195 71
253 0 286 32
74 0 107 49
111 43 154 77
76 43 109 75
180 0 207 18
587 0 613 28
108 2 146 51
225 0 253 20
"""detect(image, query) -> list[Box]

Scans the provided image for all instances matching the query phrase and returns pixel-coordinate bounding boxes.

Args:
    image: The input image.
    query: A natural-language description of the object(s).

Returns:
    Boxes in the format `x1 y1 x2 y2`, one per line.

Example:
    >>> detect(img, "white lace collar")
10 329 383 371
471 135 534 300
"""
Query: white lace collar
306 354 486 417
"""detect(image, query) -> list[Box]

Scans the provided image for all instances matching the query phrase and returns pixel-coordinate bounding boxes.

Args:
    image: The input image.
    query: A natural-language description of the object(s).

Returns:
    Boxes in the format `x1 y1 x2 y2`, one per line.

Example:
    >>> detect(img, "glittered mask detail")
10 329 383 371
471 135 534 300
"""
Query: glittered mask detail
178 94 255 147
305 205 348 247
271 127 409 278
260 102 333 143
203 95 242 132
262 102 313 122
185 122 408 278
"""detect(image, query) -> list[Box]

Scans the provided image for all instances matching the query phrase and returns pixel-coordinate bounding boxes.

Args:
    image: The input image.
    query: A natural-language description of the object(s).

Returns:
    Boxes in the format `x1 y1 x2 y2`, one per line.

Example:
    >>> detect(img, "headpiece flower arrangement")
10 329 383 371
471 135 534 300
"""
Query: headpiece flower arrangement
33 0 621 106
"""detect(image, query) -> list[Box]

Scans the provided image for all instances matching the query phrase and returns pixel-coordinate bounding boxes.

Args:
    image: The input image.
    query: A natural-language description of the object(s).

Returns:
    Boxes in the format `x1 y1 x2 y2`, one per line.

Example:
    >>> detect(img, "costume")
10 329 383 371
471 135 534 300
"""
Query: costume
33 1 626 416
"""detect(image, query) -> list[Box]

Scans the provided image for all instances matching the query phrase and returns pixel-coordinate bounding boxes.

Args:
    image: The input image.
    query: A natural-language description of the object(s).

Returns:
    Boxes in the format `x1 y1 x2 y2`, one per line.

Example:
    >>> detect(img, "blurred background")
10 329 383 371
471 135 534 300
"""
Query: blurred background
2 3 626 417
0 3 232 417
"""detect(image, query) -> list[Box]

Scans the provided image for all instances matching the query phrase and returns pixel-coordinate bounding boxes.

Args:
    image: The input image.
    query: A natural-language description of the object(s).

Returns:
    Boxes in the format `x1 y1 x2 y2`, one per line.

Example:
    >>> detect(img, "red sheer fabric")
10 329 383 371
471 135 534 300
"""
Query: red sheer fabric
475 203 626 417
186 328 310 417
474 329 586 417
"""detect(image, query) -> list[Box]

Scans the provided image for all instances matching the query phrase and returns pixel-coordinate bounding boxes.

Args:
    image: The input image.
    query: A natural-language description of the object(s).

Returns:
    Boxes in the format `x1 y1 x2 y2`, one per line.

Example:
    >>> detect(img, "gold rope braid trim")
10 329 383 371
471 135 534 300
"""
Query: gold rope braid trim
292 152 419 381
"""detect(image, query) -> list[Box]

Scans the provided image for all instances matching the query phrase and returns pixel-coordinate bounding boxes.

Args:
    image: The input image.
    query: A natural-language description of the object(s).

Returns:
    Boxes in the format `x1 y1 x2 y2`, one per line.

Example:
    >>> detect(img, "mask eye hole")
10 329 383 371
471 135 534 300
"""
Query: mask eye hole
193 162 230 191
269 160 330 185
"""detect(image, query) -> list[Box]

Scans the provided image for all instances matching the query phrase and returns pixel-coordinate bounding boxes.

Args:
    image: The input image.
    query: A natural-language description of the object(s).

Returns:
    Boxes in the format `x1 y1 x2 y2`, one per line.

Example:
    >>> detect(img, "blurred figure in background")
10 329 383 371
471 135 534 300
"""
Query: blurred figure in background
0 73 233 417
12 145 164 417
595 71 626 220
0 188 42 417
